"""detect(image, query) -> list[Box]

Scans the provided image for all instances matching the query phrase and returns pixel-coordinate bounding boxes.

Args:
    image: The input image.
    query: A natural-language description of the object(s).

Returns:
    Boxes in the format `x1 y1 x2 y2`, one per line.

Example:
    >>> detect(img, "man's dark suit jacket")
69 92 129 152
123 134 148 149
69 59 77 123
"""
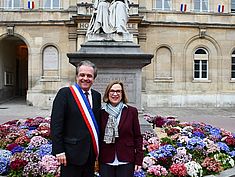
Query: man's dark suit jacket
50 87 101 165
99 105 143 166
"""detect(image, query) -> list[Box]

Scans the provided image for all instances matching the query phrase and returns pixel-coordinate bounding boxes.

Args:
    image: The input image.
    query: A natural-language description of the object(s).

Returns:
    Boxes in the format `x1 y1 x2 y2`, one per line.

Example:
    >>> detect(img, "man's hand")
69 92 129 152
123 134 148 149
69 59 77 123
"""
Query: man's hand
56 153 67 166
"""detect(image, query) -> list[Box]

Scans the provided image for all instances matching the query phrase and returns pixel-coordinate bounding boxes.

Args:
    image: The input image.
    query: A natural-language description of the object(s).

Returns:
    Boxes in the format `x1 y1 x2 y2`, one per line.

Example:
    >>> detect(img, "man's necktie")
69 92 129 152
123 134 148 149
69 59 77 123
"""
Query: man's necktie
84 92 91 106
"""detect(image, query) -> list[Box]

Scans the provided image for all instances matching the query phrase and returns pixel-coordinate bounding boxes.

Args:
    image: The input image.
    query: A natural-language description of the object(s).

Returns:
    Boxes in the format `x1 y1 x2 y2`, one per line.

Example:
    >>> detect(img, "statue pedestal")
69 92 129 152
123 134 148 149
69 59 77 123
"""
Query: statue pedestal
67 41 153 110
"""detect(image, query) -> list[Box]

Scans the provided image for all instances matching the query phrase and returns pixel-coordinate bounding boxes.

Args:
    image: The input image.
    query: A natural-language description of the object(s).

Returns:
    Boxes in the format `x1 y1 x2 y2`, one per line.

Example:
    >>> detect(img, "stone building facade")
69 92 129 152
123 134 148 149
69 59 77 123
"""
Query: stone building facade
0 0 235 108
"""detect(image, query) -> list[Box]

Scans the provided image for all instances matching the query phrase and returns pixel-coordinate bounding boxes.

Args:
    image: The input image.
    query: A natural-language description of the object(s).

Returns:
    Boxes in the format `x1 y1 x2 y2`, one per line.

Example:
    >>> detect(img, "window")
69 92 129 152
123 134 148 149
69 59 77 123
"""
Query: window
43 0 60 9
154 0 171 10
3 0 21 9
4 72 14 86
232 51 235 79
194 0 209 12
193 48 208 80
232 0 235 13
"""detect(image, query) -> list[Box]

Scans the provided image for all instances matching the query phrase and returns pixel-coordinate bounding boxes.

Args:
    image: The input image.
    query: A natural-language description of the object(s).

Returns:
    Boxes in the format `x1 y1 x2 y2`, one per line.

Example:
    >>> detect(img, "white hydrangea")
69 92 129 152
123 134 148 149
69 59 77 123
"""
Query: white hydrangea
185 161 203 177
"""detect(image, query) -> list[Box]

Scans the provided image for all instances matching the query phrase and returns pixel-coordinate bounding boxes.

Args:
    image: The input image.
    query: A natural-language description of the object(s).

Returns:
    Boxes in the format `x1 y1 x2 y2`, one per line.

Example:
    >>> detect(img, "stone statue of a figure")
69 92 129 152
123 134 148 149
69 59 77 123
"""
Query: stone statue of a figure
87 0 129 35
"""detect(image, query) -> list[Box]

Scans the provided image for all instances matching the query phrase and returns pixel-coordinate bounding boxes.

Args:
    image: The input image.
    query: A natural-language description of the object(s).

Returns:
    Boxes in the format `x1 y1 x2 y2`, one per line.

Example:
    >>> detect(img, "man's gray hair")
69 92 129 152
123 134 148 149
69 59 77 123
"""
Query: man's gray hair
76 60 98 78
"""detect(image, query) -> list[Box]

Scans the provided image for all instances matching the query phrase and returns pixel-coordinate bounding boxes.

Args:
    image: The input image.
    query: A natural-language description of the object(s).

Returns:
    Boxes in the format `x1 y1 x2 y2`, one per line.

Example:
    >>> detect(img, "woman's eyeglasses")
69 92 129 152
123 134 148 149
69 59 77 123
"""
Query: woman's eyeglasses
109 89 122 94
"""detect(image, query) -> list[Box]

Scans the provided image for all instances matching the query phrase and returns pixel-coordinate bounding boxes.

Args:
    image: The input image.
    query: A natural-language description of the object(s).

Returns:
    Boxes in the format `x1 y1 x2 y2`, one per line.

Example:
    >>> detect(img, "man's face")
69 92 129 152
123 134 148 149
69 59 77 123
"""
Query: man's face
76 65 95 91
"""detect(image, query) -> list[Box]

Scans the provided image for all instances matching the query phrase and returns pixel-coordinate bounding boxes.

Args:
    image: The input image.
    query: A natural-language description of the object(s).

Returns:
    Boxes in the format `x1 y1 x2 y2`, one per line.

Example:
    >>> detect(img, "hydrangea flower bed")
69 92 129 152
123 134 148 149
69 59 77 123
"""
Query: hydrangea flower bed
134 114 235 177
0 115 235 177
0 117 60 177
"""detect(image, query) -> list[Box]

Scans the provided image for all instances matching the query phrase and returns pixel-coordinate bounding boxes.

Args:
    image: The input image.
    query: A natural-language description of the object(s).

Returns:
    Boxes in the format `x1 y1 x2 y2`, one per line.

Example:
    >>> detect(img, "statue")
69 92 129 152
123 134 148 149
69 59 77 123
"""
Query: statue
87 0 129 35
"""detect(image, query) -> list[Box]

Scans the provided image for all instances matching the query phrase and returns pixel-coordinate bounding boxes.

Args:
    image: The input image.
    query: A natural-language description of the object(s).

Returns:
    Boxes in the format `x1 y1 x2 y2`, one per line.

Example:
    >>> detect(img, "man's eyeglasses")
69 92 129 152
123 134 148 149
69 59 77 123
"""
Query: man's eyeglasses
109 89 122 94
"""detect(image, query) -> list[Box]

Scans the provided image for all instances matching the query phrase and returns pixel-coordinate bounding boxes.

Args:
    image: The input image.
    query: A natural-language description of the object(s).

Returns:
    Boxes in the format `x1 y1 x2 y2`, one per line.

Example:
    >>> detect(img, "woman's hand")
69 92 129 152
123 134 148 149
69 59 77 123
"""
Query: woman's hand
134 165 142 171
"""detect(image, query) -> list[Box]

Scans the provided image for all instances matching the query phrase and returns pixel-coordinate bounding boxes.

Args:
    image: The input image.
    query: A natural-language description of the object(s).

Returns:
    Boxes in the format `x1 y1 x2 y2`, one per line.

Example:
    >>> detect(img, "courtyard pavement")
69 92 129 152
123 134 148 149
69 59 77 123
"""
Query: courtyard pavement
0 97 51 124
1 97 235 133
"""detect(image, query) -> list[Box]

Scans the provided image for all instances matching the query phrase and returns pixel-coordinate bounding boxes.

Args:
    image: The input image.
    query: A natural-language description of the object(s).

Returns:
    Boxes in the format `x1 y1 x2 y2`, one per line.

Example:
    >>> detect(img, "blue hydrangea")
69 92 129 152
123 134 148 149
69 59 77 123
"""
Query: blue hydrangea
210 127 221 136
149 144 176 159
36 143 52 158
134 169 146 177
0 150 12 175
11 145 24 154
28 126 37 130
25 130 34 138
177 142 183 147
217 142 230 153
186 137 205 150
24 145 34 153
193 131 206 138
229 150 235 157
204 124 213 132
0 158 9 175
0 150 12 160
19 125 29 129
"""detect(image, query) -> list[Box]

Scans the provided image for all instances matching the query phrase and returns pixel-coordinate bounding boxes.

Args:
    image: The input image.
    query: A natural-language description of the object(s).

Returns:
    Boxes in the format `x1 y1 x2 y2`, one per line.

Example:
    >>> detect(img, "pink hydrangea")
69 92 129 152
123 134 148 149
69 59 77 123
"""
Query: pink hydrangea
147 165 168 176
29 136 48 148
39 155 60 175
169 163 187 176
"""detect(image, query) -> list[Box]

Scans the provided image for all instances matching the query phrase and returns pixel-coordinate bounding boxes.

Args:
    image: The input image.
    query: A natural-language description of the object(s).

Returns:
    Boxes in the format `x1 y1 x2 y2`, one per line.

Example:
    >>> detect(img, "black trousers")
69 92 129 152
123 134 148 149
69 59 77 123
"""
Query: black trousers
99 163 134 177
60 152 95 177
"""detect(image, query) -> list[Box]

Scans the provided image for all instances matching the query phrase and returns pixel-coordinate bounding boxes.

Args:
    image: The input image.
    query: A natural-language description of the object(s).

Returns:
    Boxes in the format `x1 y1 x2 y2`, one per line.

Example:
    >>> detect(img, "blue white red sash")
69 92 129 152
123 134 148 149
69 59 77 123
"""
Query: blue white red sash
69 84 99 158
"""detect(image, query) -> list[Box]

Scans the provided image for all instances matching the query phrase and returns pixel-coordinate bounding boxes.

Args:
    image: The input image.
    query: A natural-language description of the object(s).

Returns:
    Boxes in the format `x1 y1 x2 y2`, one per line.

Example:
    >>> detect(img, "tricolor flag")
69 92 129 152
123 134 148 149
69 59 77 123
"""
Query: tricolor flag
28 1 35 9
218 4 224 13
180 4 187 12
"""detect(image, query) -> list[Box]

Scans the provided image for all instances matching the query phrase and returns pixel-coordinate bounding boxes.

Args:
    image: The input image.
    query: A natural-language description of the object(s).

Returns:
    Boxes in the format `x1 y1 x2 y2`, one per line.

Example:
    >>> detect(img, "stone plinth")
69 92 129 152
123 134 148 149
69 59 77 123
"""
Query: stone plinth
67 41 153 110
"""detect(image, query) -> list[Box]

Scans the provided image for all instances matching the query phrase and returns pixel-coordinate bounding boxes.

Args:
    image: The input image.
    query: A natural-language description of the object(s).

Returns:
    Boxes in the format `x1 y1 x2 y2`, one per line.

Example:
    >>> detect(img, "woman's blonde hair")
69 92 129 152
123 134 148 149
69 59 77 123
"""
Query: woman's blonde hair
103 80 128 104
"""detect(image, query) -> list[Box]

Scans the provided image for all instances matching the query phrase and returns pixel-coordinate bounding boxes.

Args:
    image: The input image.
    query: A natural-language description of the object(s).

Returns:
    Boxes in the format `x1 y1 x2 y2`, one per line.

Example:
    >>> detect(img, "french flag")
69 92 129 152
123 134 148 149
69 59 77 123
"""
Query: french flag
218 4 224 12
180 4 187 12
28 1 35 9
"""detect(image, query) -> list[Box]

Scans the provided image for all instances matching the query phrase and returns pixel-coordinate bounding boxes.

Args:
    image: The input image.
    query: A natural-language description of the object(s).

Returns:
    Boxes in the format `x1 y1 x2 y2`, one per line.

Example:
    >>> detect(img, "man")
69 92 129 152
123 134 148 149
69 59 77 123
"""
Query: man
50 60 101 177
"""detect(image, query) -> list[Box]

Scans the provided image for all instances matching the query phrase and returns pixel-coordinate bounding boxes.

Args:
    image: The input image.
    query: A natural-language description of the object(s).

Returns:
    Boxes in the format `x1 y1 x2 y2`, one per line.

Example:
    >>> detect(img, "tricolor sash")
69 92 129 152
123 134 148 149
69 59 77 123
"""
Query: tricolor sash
69 84 99 158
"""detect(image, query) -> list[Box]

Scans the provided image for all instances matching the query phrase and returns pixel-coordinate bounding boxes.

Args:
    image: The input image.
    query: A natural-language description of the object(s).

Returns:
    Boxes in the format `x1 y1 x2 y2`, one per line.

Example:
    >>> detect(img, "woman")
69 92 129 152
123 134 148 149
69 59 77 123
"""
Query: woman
99 81 143 177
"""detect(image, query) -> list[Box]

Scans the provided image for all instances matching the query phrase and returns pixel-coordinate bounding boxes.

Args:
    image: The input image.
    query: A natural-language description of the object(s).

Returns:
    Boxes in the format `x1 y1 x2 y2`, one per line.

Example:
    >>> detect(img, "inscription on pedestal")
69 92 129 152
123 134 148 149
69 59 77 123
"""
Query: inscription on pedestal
93 73 136 103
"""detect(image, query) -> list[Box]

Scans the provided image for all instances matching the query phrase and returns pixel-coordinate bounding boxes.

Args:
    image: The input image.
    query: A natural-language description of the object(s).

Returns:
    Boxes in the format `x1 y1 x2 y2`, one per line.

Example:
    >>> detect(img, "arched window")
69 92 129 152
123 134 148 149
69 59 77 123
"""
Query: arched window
231 50 235 79
42 45 59 78
193 48 208 79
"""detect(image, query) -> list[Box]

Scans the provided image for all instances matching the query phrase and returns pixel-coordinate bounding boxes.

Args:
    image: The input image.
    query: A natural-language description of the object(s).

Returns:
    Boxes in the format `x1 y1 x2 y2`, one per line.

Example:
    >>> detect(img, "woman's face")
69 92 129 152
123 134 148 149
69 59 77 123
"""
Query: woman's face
108 84 122 107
